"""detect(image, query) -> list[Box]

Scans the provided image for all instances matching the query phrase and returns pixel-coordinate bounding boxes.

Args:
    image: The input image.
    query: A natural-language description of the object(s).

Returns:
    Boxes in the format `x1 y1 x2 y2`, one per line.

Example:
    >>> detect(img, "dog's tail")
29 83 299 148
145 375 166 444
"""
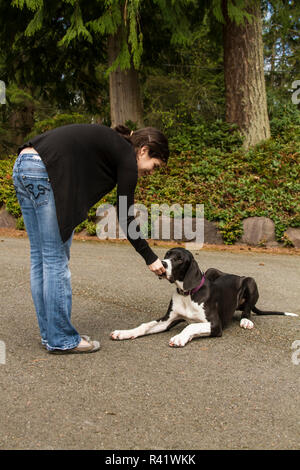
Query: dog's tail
252 306 298 317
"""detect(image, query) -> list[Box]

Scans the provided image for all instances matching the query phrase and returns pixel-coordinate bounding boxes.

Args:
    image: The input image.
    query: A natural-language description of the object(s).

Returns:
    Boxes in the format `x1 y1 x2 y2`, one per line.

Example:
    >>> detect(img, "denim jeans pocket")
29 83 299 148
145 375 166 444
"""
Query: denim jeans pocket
21 175 51 207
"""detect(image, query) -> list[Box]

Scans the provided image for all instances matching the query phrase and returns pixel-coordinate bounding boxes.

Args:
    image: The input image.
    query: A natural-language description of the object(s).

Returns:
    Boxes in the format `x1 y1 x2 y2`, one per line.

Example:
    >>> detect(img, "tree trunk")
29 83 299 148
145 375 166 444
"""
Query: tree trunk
9 102 34 148
107 29 144 128
222 0 270 149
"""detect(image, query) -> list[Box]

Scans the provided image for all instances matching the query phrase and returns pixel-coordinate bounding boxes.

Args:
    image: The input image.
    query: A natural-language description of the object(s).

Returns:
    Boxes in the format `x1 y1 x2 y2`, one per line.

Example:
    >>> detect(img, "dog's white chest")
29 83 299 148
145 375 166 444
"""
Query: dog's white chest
172 290 207 323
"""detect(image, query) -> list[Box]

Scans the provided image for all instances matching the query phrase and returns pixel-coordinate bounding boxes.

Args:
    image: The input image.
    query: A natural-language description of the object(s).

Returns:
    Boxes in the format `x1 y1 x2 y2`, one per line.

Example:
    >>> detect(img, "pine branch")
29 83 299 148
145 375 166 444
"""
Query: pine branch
59 1 93 45
213 0 253 25
12 0 43 12
25 5 44 35
87 3 122 36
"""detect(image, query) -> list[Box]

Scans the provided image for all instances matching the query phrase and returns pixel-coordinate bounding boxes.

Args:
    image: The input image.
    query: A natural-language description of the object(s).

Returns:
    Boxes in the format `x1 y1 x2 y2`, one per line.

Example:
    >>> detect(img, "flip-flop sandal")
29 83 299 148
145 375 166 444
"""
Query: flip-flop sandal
48 339 100 354
42 334 91 350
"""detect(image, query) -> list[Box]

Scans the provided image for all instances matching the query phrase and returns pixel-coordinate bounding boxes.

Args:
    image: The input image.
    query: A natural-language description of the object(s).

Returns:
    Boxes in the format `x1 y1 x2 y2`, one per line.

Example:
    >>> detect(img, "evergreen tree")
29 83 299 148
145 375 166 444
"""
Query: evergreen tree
145 0 271 148
221 0 271 148
263 0 300 106
5 1 107 113
4 0 294 148
10 0 197 127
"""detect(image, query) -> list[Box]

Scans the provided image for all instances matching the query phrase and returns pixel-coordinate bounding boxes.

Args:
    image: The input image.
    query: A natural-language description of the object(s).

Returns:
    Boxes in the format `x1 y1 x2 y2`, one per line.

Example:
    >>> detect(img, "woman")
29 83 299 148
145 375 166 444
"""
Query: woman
13 124 168 354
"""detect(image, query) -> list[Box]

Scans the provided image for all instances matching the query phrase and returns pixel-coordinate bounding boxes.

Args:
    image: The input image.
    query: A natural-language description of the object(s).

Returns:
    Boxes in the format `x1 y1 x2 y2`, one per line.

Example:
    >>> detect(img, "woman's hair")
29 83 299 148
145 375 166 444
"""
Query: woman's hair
113 125 169 163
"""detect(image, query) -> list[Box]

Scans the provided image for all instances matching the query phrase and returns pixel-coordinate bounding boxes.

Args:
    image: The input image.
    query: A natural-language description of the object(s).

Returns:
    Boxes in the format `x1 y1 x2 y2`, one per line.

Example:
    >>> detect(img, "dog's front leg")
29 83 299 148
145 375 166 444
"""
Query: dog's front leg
110 300 183 341
169 322 211 347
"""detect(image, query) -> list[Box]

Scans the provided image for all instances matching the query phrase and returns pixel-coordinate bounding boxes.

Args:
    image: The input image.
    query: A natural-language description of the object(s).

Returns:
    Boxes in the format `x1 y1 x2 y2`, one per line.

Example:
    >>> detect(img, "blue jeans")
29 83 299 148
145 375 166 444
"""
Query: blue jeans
13 152 81 351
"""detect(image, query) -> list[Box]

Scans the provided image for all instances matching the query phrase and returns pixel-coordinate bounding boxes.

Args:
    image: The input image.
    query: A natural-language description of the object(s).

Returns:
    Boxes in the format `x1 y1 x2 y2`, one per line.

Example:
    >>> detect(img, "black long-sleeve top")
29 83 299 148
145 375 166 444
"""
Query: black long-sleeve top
18 124 158 265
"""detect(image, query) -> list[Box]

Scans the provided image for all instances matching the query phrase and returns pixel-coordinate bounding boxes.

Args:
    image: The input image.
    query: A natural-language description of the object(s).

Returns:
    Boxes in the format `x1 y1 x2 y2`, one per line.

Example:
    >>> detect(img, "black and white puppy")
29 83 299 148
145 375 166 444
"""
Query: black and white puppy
110 248 297 347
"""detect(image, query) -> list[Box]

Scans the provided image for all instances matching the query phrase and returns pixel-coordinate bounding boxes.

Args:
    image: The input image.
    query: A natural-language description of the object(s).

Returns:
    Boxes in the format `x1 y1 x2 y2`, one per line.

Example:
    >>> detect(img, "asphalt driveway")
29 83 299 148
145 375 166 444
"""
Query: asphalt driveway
0 236 299 450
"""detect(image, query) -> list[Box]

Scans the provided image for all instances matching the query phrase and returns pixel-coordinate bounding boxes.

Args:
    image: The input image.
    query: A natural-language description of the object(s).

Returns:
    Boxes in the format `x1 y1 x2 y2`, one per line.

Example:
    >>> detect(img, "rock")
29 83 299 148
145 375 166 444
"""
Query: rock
150 216 224 245
0 206 17 229
204 219 224 245
152 215 202 243
94 208 225 246
284 228 300 248
151 215 184 241
240 217 278 247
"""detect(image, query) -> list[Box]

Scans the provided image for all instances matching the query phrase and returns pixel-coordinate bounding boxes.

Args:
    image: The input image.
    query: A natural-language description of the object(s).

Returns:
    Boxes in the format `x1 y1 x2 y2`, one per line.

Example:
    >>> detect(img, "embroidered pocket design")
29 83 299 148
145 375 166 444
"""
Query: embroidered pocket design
25 183 50 200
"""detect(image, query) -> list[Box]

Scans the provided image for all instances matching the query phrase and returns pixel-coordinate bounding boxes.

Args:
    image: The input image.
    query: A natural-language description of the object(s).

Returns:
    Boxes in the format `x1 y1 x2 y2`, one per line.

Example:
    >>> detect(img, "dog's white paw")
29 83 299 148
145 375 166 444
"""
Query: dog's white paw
169 334 189 348
240 318 254 329
110 330 136 340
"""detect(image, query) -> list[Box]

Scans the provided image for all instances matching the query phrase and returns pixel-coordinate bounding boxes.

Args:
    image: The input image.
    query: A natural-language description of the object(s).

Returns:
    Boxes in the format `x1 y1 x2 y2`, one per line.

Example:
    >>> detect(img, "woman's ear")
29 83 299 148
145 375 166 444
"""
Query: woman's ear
139 145 149 157
183 258 202 291
136 147 144 161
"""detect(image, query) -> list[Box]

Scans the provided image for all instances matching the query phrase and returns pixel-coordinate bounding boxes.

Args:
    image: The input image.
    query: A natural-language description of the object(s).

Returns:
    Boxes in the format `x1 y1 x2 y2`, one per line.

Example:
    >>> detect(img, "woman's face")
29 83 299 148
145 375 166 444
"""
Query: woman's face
136 146 164 177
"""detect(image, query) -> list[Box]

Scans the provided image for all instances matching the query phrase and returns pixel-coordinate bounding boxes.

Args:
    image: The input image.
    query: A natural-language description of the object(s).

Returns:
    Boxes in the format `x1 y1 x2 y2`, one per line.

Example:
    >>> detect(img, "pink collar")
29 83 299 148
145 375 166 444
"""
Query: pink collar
177 275 206 296
190 275 206 295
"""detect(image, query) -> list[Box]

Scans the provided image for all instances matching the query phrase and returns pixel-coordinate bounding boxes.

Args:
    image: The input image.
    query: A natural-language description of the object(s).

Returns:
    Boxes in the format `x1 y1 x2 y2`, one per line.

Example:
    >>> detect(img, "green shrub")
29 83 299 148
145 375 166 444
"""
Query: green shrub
1 110 299 245
25 113 88 140
0 157 21 217
135 114 300 244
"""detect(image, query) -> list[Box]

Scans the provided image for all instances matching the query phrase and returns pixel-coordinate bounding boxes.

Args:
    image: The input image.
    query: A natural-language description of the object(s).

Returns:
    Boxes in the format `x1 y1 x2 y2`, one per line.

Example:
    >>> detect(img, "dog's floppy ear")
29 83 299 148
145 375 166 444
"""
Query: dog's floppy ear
183 257 202 290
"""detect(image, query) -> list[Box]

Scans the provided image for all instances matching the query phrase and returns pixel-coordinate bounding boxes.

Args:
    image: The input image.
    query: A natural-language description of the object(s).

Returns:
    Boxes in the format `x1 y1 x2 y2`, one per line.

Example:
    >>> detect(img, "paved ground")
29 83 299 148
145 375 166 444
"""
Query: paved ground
0 236 299 450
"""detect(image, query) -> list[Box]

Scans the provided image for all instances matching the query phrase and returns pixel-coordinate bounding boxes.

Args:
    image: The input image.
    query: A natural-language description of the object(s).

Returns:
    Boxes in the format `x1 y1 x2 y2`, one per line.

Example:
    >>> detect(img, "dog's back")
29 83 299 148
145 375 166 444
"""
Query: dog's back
205 268 259 327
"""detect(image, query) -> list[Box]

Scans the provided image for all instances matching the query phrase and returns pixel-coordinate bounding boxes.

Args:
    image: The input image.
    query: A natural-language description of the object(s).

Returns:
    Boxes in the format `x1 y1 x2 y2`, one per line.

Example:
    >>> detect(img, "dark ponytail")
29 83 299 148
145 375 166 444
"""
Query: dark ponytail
113 125 169 163
113 125 132 142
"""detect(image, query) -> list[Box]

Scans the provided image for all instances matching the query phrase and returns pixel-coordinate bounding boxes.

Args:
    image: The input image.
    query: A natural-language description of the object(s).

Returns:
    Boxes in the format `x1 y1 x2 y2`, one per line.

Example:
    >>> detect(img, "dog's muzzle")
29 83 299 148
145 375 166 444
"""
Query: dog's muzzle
161 259 174 282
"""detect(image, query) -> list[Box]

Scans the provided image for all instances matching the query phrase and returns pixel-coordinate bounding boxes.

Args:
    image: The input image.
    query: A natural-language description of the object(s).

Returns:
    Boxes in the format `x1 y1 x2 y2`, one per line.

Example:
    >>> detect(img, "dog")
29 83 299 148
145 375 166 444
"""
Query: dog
110 247 298 347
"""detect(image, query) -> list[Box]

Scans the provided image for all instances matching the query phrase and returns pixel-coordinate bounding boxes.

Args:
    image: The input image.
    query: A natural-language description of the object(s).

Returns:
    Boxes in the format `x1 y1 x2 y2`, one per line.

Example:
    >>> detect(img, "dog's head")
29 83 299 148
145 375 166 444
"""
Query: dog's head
161 247 203 291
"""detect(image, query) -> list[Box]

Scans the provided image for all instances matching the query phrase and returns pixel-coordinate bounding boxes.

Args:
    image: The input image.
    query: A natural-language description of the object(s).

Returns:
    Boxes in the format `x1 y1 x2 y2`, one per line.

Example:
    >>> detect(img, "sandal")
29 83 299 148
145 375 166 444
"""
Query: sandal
48 337 100 354
41 334 91 350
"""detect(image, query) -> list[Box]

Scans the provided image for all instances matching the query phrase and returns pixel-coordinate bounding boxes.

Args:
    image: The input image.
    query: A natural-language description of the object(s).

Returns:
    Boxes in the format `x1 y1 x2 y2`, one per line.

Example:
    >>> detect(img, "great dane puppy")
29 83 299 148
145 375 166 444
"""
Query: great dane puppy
111 248 297 347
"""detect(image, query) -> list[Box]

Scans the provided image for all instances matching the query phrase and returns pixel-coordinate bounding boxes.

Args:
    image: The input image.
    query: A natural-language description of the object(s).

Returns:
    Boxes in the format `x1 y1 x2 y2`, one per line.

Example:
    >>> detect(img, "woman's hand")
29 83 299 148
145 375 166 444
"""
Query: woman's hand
148 258 166 276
